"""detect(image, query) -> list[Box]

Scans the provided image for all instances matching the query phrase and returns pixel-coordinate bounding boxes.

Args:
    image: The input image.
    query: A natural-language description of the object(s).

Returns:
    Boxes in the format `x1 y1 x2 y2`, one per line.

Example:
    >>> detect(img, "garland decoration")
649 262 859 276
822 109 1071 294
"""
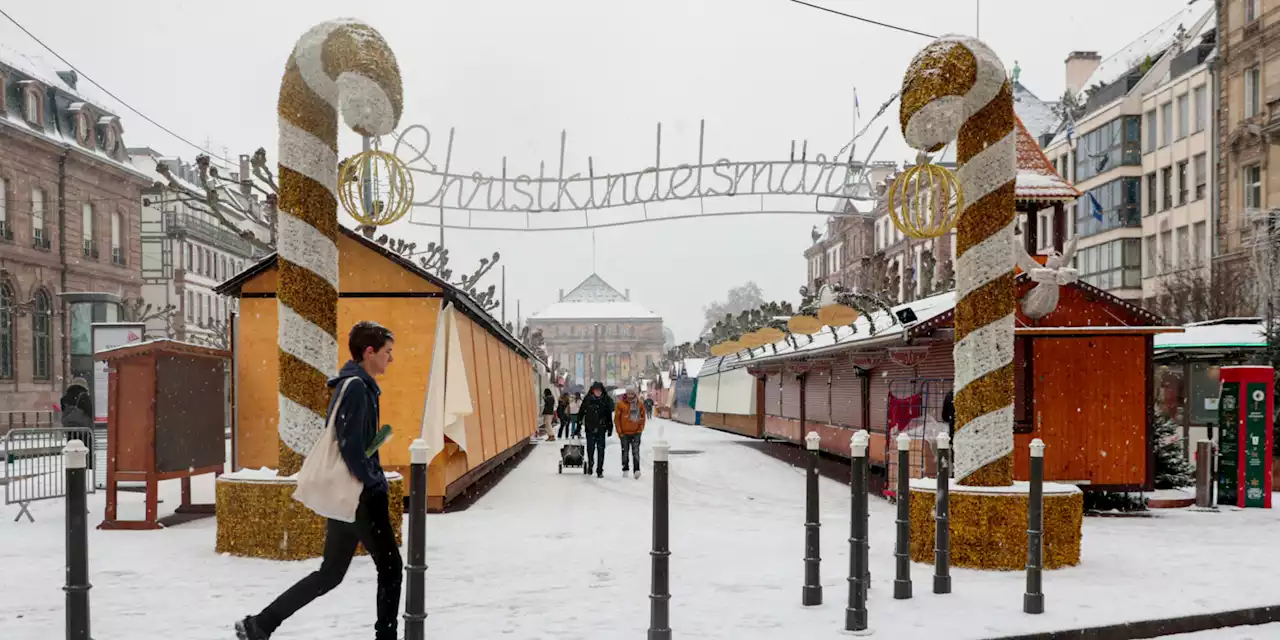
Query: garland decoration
899 35 1016 486
276 20 404 473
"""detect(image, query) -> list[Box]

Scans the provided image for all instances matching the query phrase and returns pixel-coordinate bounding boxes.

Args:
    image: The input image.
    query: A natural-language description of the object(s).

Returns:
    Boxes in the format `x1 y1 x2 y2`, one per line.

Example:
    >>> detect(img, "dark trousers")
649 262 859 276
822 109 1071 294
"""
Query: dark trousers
557 416 570 439
619 433 642 470
256 489 403 639
584 429 606 474
570 416 581 438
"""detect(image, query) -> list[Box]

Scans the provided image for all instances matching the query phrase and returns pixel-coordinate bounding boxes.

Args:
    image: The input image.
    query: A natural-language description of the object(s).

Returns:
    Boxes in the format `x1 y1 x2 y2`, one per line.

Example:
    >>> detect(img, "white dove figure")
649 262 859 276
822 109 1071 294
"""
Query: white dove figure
1014 235 1079 319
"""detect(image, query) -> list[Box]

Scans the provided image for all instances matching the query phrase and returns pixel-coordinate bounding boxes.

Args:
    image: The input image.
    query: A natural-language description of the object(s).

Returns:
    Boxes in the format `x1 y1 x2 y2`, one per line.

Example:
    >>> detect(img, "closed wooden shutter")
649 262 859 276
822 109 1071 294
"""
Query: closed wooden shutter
830 359 863 428
806 370 831 424
764 373 781 416
782 374 802 419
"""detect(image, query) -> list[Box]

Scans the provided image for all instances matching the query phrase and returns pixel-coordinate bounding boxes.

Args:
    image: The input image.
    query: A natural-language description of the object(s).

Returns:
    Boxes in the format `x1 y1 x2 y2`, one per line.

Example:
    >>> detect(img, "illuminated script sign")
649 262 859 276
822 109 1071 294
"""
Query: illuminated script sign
391 120 887 231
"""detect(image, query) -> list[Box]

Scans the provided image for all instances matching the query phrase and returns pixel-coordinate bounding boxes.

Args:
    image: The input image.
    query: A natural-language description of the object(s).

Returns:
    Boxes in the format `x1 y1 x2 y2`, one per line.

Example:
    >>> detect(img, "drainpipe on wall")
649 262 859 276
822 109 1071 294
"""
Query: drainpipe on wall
58 148 70 385
1210 2 1221 260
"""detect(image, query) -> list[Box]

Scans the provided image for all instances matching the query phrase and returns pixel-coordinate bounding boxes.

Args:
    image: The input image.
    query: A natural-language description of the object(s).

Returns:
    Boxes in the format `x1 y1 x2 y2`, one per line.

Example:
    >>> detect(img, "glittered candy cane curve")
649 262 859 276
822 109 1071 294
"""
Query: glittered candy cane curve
275 20 403 473
899 35 1015 486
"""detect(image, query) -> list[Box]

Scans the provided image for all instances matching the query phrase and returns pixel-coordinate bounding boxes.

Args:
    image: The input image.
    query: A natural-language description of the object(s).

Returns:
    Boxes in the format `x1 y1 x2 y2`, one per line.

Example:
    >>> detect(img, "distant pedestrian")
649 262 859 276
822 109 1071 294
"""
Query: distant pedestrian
60 378 94 470
541 389 557 442
236 321 401 640
644 396 655 420
578 382 614 477
614 388 647 479
569 393 583 438
556 393 571 439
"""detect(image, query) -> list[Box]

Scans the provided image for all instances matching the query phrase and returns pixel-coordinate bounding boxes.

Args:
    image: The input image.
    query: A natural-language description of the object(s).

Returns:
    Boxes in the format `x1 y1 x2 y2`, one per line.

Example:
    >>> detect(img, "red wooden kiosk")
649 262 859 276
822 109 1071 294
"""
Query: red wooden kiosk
1218 365 1274 508
95 340 230 529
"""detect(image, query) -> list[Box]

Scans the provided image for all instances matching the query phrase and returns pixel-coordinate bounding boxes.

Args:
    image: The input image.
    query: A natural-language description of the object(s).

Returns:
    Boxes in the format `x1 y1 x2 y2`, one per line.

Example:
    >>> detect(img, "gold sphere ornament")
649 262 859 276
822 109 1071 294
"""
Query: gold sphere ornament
787 315 823 335
818 303 860 327
338 141 415 227
887 161 964 240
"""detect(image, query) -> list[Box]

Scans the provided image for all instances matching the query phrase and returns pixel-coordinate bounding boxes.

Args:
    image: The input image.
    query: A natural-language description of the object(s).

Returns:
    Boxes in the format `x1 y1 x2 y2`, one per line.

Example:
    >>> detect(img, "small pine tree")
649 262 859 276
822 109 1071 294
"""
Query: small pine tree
1154 412 1194 490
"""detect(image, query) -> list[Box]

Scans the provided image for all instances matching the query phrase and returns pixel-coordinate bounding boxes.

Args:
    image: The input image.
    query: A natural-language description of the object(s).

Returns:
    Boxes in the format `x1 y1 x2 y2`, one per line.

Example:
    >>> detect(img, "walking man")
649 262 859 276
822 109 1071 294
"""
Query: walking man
615 388 647 479
578 382 613 477
236 321 402 640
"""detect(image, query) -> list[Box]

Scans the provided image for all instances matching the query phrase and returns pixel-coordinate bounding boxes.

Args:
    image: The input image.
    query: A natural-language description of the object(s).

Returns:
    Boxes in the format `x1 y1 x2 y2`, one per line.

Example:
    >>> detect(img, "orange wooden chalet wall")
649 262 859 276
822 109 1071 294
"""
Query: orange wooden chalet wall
751 279 1165 492
217 228 540 510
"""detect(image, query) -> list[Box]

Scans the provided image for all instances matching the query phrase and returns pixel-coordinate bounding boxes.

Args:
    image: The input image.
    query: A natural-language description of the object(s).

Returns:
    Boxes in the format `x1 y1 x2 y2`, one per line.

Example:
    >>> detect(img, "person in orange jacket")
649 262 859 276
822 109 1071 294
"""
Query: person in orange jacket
614 388 647 479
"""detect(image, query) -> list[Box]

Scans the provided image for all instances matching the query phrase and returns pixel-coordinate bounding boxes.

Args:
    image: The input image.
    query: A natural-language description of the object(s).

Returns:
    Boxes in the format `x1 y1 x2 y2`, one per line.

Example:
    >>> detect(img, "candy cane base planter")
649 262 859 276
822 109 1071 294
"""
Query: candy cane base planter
907 480 1082 571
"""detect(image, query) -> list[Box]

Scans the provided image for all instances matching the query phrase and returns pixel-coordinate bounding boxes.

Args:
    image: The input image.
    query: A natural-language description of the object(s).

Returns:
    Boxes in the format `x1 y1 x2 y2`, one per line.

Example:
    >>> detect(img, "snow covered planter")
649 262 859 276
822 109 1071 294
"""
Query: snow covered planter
215 470 404 560
908 479 1082 570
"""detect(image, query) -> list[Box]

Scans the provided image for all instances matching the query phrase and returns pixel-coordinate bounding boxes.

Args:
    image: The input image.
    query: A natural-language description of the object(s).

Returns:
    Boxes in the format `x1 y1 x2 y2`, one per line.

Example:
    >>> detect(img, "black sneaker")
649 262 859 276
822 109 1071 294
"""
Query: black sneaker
596 469 603 478
235 616 269 640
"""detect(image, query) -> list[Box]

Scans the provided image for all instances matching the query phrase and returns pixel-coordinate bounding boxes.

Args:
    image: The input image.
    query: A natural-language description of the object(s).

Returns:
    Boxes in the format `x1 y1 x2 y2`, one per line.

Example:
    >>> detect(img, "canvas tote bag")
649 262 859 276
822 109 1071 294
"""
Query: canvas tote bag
292 377 364 523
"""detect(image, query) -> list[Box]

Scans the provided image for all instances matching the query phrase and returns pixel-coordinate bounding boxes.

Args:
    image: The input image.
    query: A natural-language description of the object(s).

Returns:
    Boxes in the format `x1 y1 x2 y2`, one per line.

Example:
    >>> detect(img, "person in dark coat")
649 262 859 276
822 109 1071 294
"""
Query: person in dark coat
237 321 402 640
541 389 557 441
60 378 94 469
555 393 571 439
578 381 614 477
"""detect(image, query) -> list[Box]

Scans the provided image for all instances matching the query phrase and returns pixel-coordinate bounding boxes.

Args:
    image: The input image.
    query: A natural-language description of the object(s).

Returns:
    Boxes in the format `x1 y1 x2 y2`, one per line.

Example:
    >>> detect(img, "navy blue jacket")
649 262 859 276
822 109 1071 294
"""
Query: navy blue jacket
328 360 389 494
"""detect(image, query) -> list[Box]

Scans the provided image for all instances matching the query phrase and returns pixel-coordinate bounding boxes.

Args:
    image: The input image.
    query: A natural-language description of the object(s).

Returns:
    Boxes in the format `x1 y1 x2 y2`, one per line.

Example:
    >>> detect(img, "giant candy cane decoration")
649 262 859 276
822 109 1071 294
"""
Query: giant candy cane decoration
899 36 1015 486
276 21 403 473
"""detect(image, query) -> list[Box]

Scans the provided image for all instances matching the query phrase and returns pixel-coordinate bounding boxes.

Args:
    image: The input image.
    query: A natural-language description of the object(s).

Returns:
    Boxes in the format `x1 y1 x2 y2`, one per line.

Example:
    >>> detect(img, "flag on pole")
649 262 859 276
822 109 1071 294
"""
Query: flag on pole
1066 118 1076 145
853 87 861 118
1088 192 1104 222
420 301 473 457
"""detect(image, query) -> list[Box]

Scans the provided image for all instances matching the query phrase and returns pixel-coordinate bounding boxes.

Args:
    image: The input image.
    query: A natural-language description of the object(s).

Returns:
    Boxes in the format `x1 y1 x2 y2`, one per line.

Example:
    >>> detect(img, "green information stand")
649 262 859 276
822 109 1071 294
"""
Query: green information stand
1217 381 1239 507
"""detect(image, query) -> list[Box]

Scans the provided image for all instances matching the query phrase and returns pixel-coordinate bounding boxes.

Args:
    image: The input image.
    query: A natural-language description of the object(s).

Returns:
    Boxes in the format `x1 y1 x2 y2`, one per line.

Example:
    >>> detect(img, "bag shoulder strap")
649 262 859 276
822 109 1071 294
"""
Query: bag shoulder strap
327 377 360 431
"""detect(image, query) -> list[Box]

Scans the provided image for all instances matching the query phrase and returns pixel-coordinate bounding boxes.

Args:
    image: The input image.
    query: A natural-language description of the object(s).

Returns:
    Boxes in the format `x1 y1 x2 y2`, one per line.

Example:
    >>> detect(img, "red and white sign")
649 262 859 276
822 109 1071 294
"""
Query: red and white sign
91 323 146 422
889 346 930 368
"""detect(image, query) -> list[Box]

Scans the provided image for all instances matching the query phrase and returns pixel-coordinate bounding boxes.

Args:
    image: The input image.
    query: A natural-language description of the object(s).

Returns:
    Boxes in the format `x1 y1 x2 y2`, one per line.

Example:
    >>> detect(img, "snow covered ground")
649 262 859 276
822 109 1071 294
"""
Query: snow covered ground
2 419 1280 639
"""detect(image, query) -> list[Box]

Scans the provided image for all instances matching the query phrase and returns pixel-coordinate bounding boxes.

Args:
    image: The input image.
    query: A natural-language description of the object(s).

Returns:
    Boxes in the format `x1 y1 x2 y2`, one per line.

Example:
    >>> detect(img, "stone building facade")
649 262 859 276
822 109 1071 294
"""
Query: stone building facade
527 274 666 388
0 59 151 412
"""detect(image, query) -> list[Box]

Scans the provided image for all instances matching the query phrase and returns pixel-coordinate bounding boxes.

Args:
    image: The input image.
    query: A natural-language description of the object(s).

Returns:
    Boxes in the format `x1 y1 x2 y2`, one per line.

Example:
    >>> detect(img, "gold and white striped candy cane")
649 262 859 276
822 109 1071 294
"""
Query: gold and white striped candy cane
899 36 1015 486
276 20 403 474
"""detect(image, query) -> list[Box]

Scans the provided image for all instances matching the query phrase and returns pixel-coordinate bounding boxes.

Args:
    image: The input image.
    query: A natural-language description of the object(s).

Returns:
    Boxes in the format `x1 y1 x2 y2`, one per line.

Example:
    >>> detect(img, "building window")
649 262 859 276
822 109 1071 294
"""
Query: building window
76 112 92 146
111 212 124 265
1076 177 1141 238
186 291 194 322
1193 221 1206 266
32 289 52 380
23 89 41 125
1161 166 1173 210
1159 102 1172 146
1144 235 1157 278
1144 109 1157 153
1246 0 1260 22
1177 160 1188 206
1037 213 1050 250
0 177 7 240
1245 66 1261 118
185 244 193 271
31 188 47 250
1159 230 1173 274
82 203 95 258
1192 85 1206 133
1244 164 1262 210
1075 116 1141 182
1145 172 1157 216
1193 153 1207 200
0 281 13 379
1176 94 1189 140
1176 226 1190 269
1076 238 1142 290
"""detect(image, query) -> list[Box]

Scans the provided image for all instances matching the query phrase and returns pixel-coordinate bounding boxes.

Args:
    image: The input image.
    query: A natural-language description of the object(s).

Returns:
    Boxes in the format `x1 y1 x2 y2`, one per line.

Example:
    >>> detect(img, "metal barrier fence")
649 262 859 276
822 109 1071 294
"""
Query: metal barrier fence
3 427 96 522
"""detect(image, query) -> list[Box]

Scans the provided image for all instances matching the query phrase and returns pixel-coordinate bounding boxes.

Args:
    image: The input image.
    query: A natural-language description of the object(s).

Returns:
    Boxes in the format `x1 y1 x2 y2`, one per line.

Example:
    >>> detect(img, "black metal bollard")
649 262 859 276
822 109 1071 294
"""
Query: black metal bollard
405 439 429 640
845 430 870 633
649 437 672 640
893 432 912 600
64 439 91 640
803 431 823 606
1024 438 1045 614
934 432 951 595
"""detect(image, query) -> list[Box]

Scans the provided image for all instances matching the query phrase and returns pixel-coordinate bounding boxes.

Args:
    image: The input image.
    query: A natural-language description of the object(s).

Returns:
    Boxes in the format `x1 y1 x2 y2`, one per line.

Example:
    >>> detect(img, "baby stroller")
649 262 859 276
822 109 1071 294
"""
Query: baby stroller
558 438 585 474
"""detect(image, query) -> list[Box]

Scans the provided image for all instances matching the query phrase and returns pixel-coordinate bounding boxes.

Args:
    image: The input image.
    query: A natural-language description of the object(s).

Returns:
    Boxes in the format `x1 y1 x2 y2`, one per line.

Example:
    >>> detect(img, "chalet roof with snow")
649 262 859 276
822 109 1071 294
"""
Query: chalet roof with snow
1014 115 1080 203
529 274 659 322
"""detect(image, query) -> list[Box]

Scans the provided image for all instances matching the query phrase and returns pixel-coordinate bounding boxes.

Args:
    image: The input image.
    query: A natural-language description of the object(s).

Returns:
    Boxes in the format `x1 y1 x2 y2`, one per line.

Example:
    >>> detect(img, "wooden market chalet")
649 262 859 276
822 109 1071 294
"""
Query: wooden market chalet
696 117 1179 493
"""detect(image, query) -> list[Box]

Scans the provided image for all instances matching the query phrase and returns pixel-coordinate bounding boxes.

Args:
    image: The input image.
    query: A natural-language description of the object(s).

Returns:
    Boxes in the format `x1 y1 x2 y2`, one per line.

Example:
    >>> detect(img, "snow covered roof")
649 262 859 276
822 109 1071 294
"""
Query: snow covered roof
1012 81 1060 140
530 300 659 321
717 291 957 370
1155 318 1267 351
1014 116 1079 202
531 274 659 321
1072 0 1214 102
681 358 706 378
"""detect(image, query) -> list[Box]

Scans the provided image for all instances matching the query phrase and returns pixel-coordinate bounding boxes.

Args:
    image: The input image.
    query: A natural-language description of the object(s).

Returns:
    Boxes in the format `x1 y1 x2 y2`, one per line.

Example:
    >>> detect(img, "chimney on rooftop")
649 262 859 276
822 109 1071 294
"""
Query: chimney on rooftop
239 154 253 197
625 288 630 301
56 70 77 90
1065 51 1102 97
559 288 564 302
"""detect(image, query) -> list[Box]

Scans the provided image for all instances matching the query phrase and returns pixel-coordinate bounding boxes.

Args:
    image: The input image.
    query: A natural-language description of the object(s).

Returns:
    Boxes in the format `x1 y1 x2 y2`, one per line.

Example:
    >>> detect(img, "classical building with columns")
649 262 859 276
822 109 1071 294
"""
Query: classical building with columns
527 274 665 388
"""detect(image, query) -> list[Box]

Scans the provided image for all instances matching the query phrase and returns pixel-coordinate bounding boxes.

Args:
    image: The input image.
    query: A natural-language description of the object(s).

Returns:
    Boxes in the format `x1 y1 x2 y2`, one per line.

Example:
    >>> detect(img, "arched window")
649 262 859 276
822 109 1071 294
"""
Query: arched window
32 289 52 380
111 211 123 265
0 281 14 379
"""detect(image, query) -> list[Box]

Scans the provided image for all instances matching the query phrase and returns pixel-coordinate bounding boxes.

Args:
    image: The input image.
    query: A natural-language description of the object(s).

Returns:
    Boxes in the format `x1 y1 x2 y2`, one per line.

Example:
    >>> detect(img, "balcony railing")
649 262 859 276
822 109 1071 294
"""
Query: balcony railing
111 247 125 266
164 212 257 257
83 240 99 260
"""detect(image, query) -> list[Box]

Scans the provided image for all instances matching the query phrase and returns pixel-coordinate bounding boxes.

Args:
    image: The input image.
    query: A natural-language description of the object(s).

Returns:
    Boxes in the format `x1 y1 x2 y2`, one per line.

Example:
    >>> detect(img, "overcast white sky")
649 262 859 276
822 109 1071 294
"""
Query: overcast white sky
3 0 1196 341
